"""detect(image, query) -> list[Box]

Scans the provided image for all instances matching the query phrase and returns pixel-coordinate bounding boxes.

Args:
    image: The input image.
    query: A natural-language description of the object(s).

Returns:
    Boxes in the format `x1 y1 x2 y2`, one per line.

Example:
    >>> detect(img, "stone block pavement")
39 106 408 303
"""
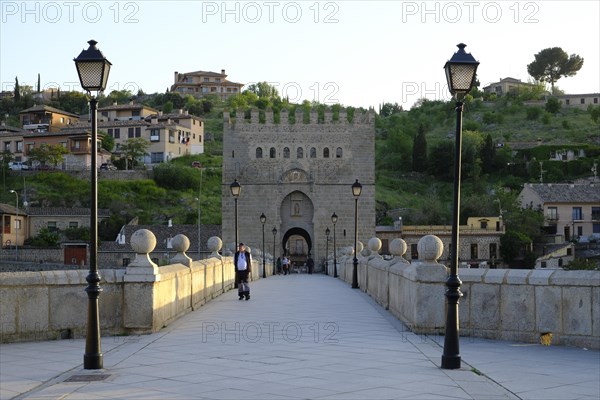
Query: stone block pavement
1 274 598 399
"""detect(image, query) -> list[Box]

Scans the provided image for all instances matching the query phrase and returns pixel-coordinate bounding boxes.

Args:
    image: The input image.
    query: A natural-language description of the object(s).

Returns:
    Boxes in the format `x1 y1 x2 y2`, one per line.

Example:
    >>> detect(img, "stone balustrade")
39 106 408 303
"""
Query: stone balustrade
2 230 598 349
335 235 599 349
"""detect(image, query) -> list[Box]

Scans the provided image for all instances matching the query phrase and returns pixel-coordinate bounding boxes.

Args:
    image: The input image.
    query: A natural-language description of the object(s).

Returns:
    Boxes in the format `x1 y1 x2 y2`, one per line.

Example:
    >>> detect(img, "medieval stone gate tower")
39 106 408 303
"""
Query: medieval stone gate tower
221 107 375 270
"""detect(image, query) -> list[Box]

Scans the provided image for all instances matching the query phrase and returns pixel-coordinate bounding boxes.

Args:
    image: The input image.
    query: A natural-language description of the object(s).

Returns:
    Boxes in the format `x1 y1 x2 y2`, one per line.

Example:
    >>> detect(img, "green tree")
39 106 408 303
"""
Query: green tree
99 131 114 152
27 144 68 168
527 47 584 94
480 133 496 174
246 82 280 100
14 76 20 101
379 102 403 117
545 97 561 114
120 138 150 170
412 124 427 172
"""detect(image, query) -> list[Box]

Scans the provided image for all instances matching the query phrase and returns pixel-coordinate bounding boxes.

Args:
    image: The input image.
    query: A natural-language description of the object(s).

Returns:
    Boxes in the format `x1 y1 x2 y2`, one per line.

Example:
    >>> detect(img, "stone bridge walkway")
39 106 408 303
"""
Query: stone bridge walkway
1 274 599 399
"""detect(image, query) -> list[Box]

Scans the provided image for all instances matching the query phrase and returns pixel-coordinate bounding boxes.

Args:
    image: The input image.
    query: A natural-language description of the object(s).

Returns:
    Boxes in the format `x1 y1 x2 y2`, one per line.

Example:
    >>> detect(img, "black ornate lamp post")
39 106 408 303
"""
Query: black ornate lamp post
74 39 111 370
260 213 266 278
272 227 277 274
325 227 330 275
230 179 241 247
331 212 338 278
441 43 479 370
351 179 362 289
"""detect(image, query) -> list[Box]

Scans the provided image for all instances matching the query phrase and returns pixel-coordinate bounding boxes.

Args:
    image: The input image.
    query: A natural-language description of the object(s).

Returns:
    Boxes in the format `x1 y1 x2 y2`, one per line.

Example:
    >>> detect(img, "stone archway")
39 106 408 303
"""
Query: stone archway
278 191 314 265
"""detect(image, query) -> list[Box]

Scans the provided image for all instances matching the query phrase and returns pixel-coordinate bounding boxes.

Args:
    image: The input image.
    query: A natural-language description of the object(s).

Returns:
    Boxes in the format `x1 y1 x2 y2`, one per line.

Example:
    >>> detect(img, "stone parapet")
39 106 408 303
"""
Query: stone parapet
332 235 600 349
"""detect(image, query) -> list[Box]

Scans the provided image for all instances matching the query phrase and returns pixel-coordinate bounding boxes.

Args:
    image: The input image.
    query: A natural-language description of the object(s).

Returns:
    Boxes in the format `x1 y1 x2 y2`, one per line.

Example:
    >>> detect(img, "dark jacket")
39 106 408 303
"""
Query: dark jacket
234 251 252 272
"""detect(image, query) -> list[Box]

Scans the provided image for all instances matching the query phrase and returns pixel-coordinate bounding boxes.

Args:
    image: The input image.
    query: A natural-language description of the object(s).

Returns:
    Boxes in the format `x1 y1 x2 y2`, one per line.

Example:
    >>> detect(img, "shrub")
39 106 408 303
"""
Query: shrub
526 107 542 120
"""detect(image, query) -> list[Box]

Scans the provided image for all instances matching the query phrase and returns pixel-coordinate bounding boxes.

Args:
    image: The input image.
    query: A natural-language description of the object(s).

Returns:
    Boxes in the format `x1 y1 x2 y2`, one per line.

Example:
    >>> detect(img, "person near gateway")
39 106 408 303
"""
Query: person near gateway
234 243 252 300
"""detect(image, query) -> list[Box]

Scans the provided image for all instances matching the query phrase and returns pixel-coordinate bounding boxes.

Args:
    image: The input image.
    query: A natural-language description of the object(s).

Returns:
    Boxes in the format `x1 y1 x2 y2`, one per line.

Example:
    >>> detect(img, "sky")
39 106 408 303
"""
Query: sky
1 0 599 110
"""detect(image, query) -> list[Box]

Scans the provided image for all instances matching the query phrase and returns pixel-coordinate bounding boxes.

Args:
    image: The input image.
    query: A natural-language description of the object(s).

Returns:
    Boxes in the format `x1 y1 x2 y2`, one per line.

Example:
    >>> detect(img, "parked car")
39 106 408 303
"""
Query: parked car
8 162 29 170
100 163 117 171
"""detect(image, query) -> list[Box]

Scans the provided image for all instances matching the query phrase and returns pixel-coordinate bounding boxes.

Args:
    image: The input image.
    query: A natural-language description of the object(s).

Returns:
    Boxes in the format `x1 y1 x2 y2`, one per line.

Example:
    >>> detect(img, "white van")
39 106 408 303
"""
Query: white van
8 162 29 170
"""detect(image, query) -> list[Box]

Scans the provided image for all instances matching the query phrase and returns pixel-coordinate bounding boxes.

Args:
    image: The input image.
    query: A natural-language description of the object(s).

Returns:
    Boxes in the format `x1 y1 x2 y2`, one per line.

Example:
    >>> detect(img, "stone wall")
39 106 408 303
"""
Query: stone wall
3 230 598 349
334 236 600 349
221 107 376 264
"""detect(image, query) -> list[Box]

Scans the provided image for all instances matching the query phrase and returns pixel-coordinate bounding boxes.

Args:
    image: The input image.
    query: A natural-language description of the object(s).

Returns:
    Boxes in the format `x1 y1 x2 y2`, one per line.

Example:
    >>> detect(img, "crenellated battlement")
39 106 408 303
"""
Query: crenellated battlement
223 107 375 127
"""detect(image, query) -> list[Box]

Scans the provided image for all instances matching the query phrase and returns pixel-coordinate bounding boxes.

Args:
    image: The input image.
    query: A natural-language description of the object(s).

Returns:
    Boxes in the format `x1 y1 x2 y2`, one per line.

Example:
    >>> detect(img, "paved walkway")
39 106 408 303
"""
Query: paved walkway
1 274 598 399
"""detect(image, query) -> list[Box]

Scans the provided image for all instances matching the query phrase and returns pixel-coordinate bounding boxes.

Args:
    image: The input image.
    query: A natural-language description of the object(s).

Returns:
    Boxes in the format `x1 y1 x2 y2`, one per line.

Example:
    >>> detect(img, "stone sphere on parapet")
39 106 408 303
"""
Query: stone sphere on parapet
172 234 190 252
207 236 222 252
252 247 260 258
417 235 443 262
368 237 382 253
357 241 364 253
389 239 407 257
131 229 157 254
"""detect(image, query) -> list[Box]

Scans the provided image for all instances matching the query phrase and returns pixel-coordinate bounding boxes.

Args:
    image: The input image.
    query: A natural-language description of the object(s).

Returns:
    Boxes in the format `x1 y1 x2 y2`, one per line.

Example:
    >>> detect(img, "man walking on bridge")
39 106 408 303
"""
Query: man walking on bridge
234 243 252 300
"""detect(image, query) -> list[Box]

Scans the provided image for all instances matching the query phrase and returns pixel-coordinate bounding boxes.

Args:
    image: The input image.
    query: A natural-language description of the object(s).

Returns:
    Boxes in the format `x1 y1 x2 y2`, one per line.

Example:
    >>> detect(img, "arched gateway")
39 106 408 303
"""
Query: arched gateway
221 108 376 272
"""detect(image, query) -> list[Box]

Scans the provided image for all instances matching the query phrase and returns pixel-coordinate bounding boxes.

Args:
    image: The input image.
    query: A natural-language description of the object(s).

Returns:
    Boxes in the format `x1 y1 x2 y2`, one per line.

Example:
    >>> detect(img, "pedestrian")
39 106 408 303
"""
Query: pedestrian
276 256 283 275
282 256 290 275
307 256 314 274
234 243 252 300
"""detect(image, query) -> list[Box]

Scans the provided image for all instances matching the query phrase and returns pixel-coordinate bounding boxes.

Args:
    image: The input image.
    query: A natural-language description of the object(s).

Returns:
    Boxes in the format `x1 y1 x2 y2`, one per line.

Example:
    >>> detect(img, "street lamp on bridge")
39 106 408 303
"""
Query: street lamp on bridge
441 43 479 370
74 39 111 370
331 212 338 278
260 213 266 278
351 180 362 289
325 227 330 275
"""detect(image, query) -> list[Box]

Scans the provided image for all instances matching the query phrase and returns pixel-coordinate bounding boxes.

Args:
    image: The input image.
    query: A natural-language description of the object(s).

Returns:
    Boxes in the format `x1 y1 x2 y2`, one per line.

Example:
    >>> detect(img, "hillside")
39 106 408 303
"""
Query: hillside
1 91 598 242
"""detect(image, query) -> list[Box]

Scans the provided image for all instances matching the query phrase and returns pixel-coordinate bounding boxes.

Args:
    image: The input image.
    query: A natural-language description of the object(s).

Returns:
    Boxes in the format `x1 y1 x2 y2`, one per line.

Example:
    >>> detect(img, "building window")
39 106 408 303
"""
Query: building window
47 221 58 232
470 243 478 259
3 142 10 151
489 243 497 259
151 152 164 163
567 247 572 255
572 207 583 220
135 127 141 137
336 147 343 158
323 148 330 158
310 147 316 158
297 148 303 158
283 147 290 158
480 221 488 229
132 110 140 117
580 98 585 104
594 98 598 104
558 258 563 267
410 244 418 260
150 129 160 142
256 147 263 158
69 221 78 229
547 207 558 220
566 99 570 105
270 147 276 158
169 131 175 143
114 128 120 139
592 207 600 220
577 226 583 236
16 141 23 152
541 261 547 268
128 127 134 138
204 78 209 82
